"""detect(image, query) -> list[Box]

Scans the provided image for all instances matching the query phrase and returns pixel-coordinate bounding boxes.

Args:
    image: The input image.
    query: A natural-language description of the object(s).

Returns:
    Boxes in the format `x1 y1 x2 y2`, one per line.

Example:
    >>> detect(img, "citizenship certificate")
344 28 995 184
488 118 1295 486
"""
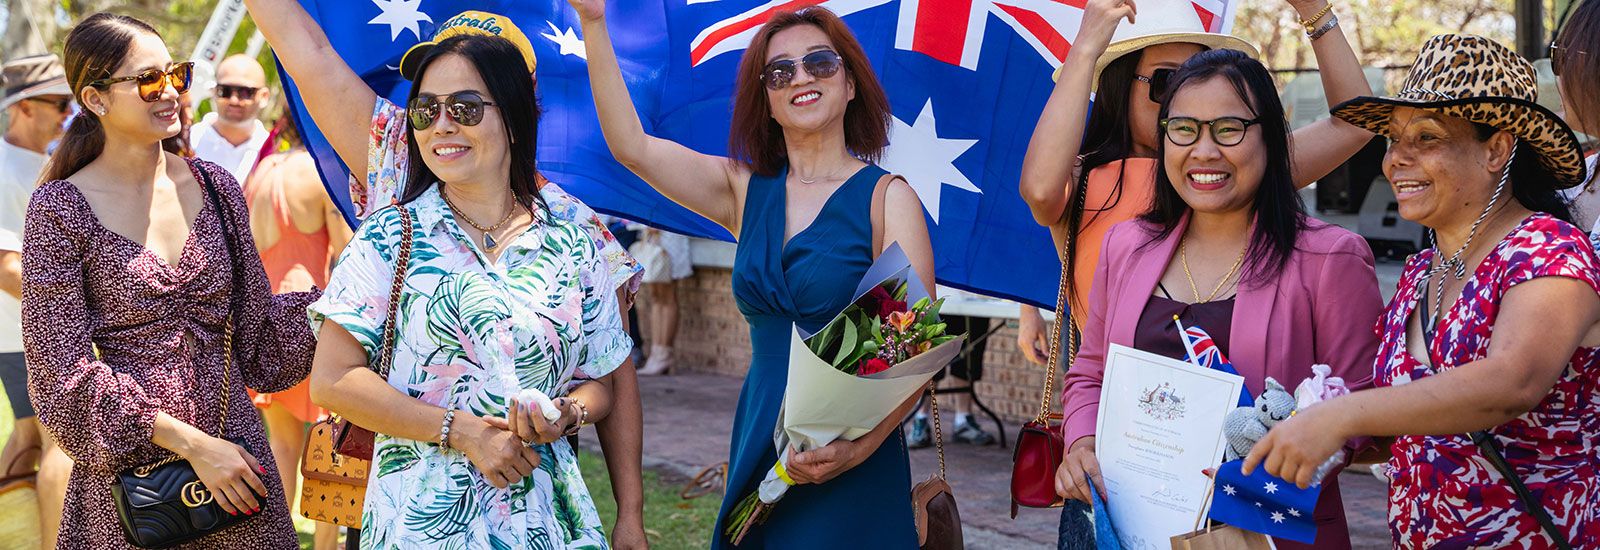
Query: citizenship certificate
1094 344 1245 550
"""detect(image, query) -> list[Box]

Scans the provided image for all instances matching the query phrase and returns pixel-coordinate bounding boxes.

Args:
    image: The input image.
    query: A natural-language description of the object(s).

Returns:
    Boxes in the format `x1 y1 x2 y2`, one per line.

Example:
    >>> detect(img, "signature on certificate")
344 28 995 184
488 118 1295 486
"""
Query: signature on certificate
1152 485 1192 504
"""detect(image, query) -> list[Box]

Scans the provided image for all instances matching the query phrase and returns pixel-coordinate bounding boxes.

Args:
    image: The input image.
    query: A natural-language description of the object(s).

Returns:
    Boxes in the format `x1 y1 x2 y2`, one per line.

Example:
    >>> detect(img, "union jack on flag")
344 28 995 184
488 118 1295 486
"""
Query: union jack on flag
1174 317 1252 406
281 0 1239 307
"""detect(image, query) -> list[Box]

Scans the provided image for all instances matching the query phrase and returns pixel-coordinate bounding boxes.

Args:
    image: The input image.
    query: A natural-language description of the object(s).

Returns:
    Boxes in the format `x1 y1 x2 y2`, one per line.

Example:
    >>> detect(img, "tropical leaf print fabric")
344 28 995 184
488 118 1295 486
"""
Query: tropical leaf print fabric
309 186 630 550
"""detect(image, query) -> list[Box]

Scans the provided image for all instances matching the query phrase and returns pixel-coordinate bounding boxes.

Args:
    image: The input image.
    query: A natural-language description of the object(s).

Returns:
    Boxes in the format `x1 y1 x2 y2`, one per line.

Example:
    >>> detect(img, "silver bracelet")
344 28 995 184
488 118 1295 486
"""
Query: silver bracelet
1307 13 1339 41
439 408 457 448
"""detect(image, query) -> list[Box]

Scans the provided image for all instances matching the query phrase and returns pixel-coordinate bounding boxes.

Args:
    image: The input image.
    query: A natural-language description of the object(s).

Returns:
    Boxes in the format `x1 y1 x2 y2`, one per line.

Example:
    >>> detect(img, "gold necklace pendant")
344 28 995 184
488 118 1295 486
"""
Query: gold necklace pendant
1180 240 1249 303
442 190 520 253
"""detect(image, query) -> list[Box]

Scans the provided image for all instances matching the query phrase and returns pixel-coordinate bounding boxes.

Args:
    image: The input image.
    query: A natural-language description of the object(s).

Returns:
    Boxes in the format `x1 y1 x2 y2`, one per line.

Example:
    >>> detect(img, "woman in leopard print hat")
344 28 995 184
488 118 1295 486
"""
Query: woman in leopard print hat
1243 34 1600 549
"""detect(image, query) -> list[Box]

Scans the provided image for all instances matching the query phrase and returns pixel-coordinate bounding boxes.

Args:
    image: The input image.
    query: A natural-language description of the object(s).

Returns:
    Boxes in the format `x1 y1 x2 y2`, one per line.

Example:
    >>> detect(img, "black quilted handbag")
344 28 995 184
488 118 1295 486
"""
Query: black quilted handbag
109 167 253 548
110 447 250 548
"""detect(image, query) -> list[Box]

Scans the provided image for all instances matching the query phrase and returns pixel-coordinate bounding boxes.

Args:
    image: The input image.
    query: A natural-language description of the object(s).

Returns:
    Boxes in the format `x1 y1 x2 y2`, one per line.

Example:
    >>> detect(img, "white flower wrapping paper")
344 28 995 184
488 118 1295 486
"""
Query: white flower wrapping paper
756 243 965 503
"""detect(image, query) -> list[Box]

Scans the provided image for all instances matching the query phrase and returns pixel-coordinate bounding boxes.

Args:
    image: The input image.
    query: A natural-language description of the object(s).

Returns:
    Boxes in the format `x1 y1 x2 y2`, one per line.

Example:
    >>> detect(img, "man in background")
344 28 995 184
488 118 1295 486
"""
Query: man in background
0 52 72 549
191 54 270 183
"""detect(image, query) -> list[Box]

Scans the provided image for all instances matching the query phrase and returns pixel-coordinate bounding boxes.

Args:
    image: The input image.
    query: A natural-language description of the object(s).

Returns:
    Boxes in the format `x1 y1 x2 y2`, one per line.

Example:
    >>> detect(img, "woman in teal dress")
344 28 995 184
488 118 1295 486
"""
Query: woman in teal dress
571 2 937 547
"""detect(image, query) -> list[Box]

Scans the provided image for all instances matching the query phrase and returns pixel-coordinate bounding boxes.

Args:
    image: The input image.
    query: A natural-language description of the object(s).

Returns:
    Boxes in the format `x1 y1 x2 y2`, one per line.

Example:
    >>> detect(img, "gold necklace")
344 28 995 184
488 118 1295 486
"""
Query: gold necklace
1180 240 1249 303
441 190 521 252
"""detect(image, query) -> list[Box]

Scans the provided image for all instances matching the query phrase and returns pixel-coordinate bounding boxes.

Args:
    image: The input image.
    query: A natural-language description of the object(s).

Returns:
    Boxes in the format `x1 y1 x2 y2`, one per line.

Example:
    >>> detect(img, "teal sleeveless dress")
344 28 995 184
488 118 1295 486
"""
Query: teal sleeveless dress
712 164 918 548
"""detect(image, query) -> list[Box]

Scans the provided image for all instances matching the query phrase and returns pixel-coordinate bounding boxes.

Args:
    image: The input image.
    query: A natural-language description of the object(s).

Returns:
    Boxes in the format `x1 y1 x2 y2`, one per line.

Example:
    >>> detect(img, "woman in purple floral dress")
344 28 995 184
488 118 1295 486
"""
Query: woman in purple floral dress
20 14 316 549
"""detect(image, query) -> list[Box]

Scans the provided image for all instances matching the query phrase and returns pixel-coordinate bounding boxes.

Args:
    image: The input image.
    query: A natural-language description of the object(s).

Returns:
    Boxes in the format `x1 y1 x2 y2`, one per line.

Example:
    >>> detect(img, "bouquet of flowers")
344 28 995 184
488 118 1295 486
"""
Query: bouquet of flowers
723 244 965 544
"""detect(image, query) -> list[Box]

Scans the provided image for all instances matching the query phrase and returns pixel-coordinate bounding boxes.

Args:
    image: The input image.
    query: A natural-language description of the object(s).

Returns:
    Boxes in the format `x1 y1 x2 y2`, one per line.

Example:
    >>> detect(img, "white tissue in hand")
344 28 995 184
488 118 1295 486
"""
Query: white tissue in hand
517 388 562 422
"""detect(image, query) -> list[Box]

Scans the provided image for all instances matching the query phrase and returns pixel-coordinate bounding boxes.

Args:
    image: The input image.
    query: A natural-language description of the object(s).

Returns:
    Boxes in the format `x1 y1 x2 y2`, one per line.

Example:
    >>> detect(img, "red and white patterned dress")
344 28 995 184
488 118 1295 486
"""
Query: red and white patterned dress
1375 214 1600 549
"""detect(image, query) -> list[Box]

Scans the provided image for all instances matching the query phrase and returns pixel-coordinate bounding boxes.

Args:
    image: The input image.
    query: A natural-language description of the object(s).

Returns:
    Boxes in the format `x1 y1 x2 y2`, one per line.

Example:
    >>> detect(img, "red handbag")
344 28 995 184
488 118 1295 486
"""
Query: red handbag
330 206 413 461
1009 226 1075 517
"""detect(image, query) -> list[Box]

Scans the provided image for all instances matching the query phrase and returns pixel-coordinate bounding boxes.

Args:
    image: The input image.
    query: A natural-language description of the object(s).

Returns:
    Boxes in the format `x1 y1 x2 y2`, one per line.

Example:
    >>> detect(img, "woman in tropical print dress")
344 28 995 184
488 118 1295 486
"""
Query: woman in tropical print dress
1247 35 1600 548
260 23 632 550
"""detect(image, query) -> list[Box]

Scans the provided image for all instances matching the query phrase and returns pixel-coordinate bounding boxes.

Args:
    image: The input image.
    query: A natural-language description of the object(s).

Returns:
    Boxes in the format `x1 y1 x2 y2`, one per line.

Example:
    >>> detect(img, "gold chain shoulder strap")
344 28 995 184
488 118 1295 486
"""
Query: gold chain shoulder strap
139 166 237 475
929 386 946 479
376 206 415 379
1034 221 1076 425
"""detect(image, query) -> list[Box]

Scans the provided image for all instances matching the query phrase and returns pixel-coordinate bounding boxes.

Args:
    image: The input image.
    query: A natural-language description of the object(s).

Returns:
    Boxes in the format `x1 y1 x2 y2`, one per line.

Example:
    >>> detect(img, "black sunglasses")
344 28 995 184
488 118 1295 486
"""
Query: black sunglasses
408 91 497 130
88 61 193 103
24 96 71 113
1159 116 1260 147
1550 41 1586 77
1136 68 1175 103
214 83 259 101
759 50 843 91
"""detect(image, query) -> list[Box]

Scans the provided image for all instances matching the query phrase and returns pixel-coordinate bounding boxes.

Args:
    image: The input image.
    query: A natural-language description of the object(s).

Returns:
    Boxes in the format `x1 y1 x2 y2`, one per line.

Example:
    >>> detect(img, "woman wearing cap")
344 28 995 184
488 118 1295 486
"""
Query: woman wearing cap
1246 35 1600 548
1552 0 1600 241
246 2 644 548
574 2 935 548
23 13 318 548
1054 47 1381 549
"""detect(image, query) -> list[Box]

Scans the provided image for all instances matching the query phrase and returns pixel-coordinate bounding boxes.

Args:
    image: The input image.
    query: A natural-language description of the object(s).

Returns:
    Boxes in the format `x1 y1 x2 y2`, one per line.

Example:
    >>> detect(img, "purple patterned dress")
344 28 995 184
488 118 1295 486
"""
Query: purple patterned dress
20 159 318 549
1375 214 1600 549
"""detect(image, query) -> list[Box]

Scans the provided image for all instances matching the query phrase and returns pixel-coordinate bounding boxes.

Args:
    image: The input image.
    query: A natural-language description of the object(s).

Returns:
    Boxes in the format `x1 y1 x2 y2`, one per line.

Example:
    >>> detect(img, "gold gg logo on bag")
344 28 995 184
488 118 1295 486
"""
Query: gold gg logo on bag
180 481 214 508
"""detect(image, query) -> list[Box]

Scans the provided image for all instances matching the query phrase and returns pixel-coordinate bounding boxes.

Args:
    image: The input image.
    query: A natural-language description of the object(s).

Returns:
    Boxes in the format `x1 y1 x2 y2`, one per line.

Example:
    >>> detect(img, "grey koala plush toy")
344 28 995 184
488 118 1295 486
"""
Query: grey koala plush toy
1223 378 1297 461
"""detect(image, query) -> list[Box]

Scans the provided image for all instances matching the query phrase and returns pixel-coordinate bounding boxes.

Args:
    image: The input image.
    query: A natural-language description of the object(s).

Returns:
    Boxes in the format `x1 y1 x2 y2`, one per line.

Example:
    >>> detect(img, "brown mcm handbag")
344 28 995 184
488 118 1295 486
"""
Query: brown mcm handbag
298 206 413 528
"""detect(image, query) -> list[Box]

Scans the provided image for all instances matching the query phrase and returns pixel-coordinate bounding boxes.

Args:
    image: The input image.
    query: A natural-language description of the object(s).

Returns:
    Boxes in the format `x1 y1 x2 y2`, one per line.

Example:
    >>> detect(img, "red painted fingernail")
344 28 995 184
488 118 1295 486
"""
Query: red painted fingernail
228 510 237 516
258 466 267 474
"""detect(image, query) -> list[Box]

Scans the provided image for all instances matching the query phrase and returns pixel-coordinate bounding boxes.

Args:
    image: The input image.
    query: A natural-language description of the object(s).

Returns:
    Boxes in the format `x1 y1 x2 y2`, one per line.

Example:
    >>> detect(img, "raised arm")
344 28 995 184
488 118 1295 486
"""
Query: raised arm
243 0 377 179
1284 0 1374 187
571 0 744 233
1018 0 1132 227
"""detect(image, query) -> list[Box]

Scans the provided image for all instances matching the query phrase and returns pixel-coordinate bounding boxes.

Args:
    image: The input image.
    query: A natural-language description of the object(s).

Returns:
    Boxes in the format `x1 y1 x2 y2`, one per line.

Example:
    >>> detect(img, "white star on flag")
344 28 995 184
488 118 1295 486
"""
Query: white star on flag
543 22 587 60
1270 511 1285 524
1288 507 1301 517
1222 485 1236 496
1255 501 1262 507
369 0 432 42
879 100 979 224
1264 482 1279 494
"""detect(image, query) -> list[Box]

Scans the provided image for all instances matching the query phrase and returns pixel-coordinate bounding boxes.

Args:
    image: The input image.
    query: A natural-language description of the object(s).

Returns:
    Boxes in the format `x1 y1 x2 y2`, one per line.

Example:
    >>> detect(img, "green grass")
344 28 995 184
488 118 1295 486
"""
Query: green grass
578 450 724 550
0 391 720 550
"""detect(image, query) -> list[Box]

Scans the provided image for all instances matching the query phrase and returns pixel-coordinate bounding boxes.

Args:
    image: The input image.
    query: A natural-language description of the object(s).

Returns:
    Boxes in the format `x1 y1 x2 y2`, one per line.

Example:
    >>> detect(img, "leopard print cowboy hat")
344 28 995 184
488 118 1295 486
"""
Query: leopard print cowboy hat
1331 34 1587 189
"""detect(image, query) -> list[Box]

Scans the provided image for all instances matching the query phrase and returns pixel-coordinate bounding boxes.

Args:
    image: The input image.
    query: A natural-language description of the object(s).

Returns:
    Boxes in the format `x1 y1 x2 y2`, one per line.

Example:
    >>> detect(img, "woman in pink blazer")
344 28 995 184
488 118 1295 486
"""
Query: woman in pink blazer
1052 49 1383 549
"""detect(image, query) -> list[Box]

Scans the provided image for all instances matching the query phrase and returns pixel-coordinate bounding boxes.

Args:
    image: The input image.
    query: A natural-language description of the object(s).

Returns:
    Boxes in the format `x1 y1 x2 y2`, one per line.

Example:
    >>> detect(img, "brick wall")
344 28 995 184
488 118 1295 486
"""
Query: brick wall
659 266 1055 425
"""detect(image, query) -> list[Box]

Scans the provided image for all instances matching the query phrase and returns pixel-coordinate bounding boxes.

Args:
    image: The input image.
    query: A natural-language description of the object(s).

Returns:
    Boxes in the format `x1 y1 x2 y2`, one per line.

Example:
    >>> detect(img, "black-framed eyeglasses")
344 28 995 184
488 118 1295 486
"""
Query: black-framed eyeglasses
759 50 843 91
1135 68 1175 103
1159 116 1260 147
88 61 193 103
24 96 71 113
1550 41 1586 77
213 83 259 101
407 91 497 130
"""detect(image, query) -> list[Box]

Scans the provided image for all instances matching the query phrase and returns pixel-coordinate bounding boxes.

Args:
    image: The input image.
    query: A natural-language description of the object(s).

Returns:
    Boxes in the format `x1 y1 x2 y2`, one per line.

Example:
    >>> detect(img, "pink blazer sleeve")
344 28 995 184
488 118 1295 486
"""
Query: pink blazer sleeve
1060 224 1124 446
1312 231 1383 394
1310 231 1384 455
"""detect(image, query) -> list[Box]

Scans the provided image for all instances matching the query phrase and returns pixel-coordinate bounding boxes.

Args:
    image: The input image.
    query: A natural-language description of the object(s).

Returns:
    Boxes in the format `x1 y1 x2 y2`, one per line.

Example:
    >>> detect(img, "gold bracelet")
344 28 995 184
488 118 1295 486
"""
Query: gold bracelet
562 398 589 437
1299 2 1333 34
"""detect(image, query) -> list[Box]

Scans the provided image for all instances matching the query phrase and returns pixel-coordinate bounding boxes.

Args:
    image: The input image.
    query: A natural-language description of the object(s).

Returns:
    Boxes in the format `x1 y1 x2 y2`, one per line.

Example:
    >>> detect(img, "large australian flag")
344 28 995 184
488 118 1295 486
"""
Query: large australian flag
280 0 1237 307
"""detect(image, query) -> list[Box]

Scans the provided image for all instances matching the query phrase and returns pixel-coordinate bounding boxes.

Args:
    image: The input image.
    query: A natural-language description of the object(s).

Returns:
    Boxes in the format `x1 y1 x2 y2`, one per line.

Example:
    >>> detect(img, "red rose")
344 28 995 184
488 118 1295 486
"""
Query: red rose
857 286 888 316
879 298 907 318
857 358 892 376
